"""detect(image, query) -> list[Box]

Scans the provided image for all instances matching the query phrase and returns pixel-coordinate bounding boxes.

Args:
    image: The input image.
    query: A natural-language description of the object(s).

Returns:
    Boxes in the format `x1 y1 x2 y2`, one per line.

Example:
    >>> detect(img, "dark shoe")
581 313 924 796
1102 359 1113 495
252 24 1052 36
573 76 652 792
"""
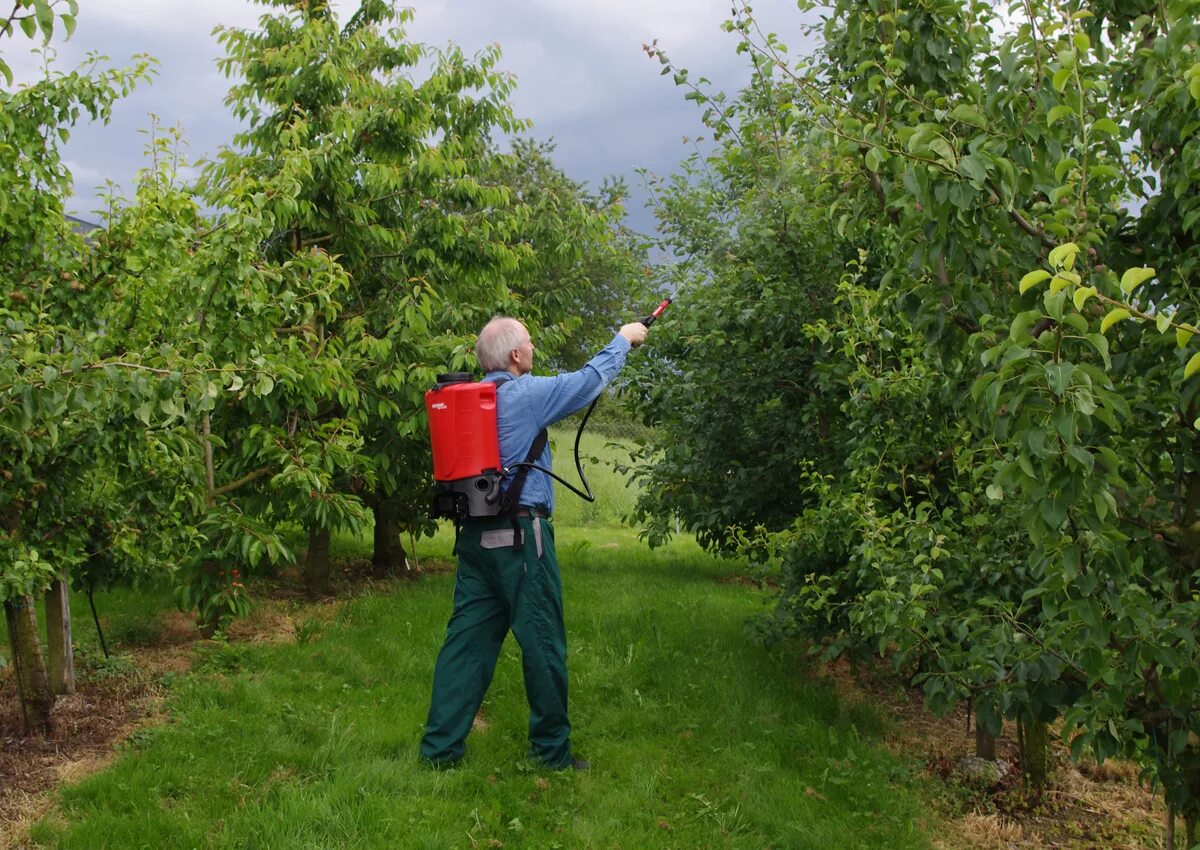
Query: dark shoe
570 757 591 771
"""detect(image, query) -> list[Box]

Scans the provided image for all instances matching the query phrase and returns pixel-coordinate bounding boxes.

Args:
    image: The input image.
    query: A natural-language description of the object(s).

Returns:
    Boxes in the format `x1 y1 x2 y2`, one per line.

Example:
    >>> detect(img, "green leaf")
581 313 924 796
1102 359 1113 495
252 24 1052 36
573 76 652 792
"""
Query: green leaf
928 137 956 166
61 13 75 38
1047 362 1075 396
1047 105 1074 126
1092 118 1120 137
1119 266 1155 295
949 104 986 127
1073 286 1097 311
957 154 988 186
1086 333 1111 369
0 58 11 87
971 372 997 401
1178 327 1194 348
19 15 36 38
1019 270 1052 294
1049 275 1073 294
34 0 53 40
1055 157 1078 183
986 483 1004 501
1100 308 1131 334
1067 444 1094 471
1073 33 1091 52
864 146 884 173
1048 243 1080 271
1045 289 1067 322
1052 67 1073 92
1185 352 1200 380
1156 312 1173 333
1064 544 1081 578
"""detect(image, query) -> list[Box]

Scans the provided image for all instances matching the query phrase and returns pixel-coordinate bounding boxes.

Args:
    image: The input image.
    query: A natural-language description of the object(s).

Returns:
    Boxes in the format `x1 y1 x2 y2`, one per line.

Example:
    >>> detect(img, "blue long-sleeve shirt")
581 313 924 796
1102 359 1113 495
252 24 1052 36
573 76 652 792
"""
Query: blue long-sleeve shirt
484 334 632 514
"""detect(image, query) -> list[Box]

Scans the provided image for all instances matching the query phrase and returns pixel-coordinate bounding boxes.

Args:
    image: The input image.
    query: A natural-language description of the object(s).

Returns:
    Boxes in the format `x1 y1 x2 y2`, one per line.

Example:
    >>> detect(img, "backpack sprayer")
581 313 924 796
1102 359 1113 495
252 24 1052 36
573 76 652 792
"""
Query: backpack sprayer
425 299 671 522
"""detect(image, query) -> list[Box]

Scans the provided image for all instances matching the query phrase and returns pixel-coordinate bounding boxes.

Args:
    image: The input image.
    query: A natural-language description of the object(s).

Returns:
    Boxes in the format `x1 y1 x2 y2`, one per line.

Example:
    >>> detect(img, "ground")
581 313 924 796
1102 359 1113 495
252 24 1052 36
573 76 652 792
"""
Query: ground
821 656 1166 850
0 564 1170 850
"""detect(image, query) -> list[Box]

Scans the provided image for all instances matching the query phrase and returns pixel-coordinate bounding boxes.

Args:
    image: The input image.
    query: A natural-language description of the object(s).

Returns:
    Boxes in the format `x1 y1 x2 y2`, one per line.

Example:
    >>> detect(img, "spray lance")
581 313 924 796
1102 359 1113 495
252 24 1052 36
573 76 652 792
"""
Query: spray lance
425 299 671 521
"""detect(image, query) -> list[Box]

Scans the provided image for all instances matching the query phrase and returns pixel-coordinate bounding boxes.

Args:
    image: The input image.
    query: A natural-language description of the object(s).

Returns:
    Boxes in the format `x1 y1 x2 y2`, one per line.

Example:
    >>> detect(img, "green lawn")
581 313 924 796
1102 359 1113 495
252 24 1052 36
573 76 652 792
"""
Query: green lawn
16 432 935 848
24 525 933 849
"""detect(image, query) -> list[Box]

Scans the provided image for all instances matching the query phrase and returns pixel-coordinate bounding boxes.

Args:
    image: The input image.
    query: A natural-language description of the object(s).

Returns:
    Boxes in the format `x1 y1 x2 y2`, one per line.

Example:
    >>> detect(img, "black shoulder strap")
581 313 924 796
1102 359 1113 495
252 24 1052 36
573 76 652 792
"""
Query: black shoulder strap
501 428 548 516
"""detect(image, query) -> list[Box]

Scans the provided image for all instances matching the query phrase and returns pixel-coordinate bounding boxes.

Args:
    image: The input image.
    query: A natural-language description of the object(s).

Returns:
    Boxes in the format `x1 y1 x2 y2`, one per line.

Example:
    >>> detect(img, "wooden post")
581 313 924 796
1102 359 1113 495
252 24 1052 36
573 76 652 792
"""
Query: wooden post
44 571 75 695
4 597 55 735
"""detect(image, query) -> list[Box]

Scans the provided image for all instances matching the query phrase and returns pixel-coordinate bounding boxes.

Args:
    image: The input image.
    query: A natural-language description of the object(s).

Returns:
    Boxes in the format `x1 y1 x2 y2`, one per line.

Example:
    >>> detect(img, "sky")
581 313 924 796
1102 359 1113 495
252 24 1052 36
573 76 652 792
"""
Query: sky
4 0 820 235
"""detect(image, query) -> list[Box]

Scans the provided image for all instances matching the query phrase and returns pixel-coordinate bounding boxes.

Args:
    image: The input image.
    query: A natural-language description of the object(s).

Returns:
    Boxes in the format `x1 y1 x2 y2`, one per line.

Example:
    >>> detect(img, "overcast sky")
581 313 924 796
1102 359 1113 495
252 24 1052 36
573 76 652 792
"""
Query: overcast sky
4 0 818 234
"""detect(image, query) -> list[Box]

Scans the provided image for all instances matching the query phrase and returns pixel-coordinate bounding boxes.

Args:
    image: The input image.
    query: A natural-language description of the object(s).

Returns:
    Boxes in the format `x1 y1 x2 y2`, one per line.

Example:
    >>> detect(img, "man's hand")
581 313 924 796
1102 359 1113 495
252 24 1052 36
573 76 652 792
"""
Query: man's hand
619 322 649 348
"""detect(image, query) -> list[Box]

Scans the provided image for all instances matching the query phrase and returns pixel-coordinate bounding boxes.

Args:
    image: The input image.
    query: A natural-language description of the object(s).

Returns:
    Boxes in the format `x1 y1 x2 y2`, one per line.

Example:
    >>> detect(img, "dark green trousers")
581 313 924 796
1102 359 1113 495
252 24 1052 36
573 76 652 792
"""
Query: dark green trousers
420 515 572 768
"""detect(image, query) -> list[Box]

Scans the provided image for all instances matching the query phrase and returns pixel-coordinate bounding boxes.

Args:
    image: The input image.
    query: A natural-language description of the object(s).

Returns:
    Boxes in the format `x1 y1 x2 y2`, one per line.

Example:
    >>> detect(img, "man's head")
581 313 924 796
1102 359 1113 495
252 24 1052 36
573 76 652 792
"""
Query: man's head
477 317 534 375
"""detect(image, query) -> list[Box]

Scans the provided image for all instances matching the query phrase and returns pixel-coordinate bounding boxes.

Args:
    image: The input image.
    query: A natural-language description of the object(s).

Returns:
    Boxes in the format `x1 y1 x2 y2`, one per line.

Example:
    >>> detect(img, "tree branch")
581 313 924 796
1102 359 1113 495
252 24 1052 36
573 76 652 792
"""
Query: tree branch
212 465 273 498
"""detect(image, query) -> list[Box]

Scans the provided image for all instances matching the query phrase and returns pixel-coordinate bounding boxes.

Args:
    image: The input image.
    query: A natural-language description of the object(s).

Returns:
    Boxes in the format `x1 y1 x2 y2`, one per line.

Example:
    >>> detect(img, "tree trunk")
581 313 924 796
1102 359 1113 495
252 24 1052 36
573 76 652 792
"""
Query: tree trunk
5 597 55 736
44 571 75 695
1019 719 1050 789
372 500 410 577
304 527 333 597
196 560 221 640
976 720 997 761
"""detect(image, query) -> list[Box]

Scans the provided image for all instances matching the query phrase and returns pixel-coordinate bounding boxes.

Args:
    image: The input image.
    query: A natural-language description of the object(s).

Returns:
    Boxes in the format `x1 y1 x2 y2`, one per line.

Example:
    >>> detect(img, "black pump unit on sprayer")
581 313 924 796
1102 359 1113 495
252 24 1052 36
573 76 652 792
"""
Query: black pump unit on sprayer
424 299 671 522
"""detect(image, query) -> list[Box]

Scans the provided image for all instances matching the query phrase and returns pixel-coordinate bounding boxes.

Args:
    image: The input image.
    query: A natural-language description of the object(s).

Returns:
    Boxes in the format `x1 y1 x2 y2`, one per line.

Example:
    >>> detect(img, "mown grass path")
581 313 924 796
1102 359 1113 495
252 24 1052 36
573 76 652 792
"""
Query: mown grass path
30 529 933 849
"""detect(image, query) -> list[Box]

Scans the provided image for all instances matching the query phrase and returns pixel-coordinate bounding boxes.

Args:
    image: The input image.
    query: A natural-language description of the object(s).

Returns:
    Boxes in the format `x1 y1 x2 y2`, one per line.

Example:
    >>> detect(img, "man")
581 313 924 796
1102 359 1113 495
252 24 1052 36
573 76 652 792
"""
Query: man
420 316 649 770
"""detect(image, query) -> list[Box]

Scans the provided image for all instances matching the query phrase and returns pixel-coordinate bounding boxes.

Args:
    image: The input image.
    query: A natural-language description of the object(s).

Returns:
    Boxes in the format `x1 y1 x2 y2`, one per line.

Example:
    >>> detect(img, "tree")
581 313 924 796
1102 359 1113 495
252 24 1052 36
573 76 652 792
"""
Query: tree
638 0 1200 839
207 0 651 589
0 0 165 731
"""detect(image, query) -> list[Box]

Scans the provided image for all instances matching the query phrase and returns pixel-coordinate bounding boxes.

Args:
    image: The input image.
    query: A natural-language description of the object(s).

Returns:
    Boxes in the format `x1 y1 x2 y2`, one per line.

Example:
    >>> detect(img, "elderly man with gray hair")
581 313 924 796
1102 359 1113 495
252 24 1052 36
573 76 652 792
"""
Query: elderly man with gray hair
420 316 648 771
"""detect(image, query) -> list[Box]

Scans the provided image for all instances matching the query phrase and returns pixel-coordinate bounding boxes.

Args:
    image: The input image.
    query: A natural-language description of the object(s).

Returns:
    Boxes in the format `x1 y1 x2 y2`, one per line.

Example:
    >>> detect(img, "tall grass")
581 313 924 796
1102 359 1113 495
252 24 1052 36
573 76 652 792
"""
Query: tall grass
27 526 933 850
544 425 641 527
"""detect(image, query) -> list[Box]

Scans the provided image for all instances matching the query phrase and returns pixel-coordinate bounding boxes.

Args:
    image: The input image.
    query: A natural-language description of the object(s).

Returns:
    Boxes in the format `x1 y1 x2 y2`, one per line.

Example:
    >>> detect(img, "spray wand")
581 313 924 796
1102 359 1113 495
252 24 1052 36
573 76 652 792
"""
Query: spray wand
508 298 672 504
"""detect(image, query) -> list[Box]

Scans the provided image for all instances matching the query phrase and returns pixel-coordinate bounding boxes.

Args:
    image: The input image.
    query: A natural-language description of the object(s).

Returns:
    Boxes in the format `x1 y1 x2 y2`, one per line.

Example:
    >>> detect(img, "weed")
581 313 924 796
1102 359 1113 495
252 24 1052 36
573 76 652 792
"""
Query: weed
75 646 139 683
294 616 324 645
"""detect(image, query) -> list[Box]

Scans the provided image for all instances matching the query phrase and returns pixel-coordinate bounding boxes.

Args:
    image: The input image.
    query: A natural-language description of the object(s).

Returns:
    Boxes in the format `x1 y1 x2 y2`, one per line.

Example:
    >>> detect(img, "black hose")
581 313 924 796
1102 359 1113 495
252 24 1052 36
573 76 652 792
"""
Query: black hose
87 586 109 659
505 394 600 503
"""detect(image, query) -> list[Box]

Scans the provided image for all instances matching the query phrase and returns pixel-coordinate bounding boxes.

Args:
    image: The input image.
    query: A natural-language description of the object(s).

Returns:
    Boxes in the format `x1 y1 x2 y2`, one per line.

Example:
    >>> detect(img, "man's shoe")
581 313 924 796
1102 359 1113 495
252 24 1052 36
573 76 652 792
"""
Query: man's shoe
570 757 591 771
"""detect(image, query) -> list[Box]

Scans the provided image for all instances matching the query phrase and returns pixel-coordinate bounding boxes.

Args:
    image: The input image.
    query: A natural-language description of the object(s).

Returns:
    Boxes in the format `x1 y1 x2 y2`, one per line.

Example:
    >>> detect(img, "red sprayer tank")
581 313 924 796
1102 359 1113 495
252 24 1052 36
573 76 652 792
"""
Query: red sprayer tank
425 373 504 520
426 380 500 480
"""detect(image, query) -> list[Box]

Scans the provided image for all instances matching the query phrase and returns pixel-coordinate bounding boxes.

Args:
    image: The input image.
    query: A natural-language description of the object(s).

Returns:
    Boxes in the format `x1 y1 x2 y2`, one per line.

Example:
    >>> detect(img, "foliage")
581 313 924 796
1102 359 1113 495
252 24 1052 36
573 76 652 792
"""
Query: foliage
202 0 643 571
636 0 1200 837
623 75 847 551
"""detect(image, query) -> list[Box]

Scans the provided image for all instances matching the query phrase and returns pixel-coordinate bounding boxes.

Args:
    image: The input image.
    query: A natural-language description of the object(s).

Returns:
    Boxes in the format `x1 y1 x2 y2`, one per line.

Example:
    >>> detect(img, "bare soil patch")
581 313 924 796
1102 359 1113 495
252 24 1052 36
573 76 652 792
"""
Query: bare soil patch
0 673 162 848
818 655 1166 850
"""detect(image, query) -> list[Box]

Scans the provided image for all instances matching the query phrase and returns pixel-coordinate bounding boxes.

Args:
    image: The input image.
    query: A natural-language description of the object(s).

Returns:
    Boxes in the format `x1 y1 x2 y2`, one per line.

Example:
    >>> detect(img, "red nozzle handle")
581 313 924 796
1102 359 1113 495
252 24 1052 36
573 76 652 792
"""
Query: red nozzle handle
642 298 671 327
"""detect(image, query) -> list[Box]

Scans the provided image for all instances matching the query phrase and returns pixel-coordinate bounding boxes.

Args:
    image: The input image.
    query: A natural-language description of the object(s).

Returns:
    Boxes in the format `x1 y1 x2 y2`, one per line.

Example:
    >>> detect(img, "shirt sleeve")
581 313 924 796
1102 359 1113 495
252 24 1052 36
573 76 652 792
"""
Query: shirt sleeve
525 334 632 429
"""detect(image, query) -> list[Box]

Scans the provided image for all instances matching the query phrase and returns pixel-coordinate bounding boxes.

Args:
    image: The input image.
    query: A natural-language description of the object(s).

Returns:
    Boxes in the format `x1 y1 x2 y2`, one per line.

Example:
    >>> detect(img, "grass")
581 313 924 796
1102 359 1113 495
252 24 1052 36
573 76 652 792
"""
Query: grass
23 526 934 849
545 424 642 528
11 436 936 848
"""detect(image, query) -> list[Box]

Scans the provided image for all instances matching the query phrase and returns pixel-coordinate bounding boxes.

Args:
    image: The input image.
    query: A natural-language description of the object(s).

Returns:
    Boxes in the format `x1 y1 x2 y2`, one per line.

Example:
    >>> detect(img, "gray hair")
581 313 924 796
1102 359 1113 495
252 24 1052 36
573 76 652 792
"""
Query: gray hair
476 317 527 372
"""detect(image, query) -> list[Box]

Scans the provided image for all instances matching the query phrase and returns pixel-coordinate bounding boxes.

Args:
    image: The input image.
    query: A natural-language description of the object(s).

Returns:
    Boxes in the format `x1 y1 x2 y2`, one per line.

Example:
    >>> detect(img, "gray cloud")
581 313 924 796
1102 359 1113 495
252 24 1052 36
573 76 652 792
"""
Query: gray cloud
6 0 817 233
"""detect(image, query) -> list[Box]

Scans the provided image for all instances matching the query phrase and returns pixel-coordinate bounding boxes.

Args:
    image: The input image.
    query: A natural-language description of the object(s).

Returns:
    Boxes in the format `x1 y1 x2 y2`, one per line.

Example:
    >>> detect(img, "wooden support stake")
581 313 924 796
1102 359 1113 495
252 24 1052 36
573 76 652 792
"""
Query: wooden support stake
44 572 75 695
